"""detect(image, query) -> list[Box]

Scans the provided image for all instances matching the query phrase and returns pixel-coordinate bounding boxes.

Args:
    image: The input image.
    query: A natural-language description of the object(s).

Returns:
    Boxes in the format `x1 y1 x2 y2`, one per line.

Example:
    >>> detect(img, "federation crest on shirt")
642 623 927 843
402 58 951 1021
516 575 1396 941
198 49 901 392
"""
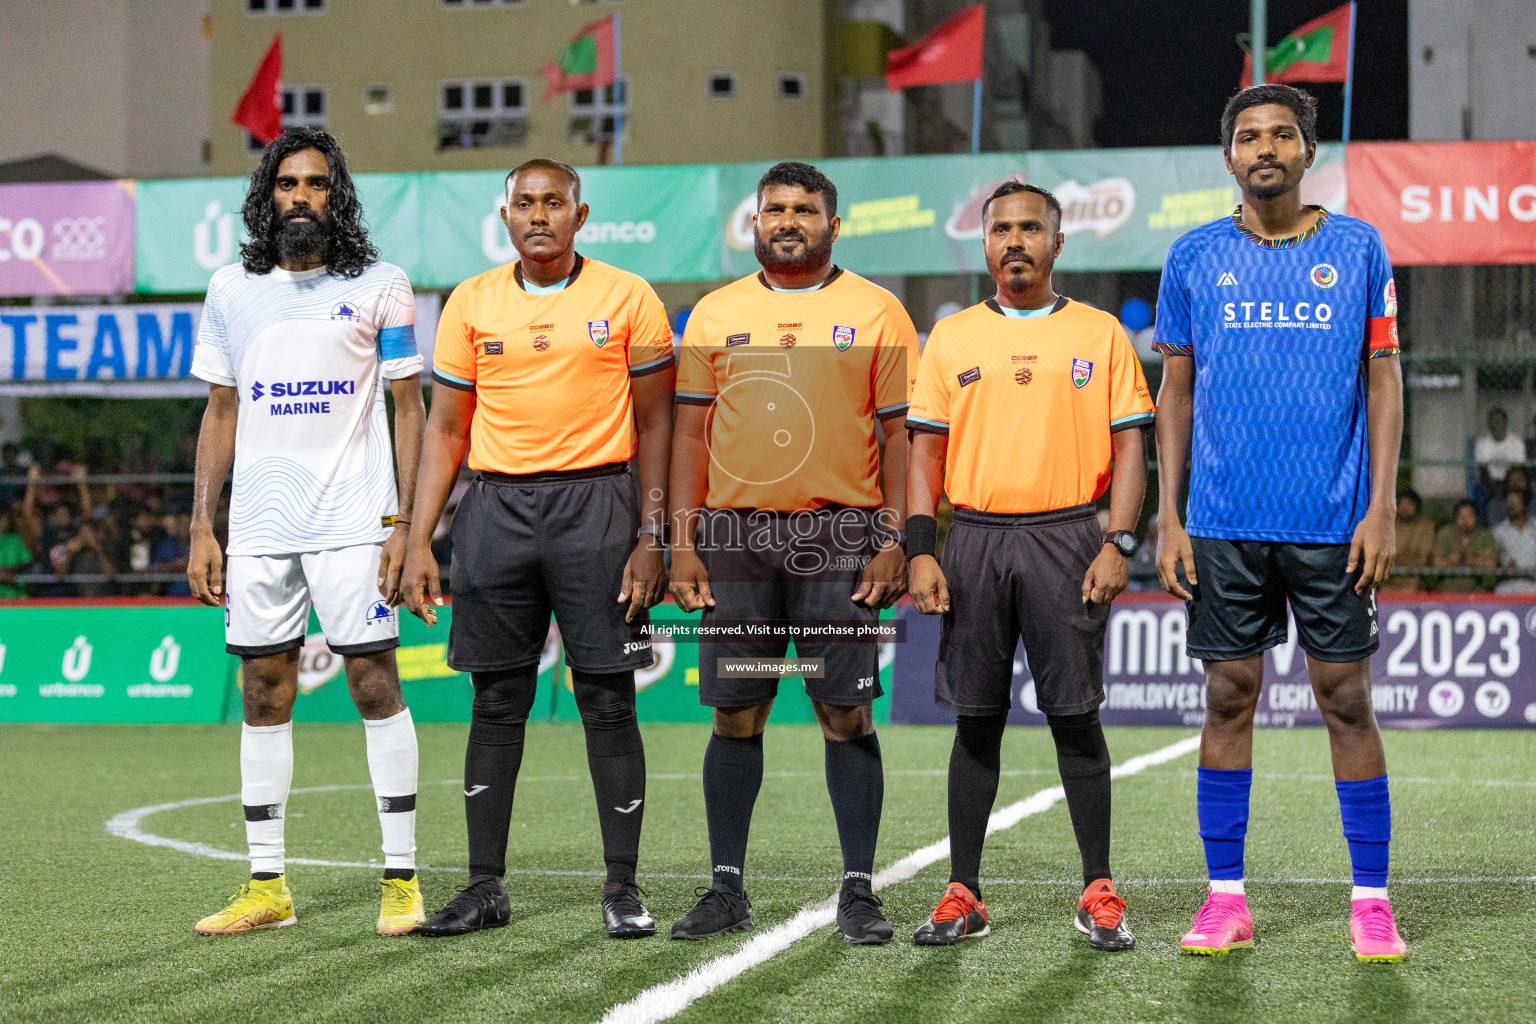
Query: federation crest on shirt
588 320 610 347
832 325 855 351
1071 358 1093 389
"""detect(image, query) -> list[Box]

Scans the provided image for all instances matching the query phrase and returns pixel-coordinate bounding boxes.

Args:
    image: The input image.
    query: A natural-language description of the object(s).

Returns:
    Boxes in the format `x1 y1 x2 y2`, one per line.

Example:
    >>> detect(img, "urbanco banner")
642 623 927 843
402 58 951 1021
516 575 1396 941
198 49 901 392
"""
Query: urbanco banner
133 174 421 294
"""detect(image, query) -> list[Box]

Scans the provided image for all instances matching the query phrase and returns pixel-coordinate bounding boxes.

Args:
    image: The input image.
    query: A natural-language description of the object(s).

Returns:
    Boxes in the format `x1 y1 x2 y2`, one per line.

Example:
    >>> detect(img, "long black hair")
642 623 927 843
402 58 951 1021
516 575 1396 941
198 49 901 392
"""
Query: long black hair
240 127 378 278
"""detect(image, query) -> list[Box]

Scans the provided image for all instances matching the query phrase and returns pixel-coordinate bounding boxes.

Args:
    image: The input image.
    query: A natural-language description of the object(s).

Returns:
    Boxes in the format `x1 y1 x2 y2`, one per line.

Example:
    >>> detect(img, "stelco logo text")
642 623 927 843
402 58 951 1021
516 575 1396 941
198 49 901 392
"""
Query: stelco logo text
1222 301 1332 326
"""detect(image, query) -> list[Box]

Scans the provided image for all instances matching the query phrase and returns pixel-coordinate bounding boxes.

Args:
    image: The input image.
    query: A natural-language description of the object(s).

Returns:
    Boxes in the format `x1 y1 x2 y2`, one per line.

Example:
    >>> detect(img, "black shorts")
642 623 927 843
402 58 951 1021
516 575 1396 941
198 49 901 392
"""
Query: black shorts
447 464 652 674
935 504 1109 717
696 506 882 708
1185 536 1379 664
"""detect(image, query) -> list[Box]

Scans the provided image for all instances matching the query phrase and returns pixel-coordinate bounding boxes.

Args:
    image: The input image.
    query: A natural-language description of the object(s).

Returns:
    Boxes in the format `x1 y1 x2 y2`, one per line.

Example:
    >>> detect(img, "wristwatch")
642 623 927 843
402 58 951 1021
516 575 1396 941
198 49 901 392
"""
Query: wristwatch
637 524 666 543
1104 530 1137 557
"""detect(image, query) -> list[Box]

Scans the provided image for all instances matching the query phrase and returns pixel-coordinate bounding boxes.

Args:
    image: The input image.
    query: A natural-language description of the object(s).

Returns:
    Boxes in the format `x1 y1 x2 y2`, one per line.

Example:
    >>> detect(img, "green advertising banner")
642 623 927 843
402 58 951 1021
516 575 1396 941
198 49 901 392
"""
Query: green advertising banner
416 164 720 288
134 174 423 294
715 154 1024 280
0 604 231 723
131 145 1347 295
0 601 892 725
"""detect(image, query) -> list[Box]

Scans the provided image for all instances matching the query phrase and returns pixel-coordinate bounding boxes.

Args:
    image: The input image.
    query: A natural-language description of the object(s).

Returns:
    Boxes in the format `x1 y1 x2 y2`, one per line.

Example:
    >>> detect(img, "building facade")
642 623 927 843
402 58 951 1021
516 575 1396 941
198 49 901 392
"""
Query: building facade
206 0 838 175
0 0 210 180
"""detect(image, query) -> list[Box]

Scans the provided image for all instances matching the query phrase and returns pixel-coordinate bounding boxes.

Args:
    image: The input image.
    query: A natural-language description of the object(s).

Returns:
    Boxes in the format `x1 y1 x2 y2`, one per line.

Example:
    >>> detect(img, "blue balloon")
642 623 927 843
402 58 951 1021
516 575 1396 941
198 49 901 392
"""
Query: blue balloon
1119 297 1153 332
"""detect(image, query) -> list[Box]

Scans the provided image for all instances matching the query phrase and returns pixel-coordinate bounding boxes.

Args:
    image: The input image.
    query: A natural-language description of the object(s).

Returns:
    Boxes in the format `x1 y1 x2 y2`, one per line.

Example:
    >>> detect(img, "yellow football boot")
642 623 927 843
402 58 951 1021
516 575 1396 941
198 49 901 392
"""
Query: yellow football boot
195 877 297 935
378 874 426 936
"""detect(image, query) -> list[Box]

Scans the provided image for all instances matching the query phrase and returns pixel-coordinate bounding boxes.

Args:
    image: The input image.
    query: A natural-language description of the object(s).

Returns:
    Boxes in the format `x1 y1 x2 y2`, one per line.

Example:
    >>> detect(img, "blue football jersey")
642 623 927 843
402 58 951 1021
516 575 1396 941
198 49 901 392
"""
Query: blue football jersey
1154 208 1399 544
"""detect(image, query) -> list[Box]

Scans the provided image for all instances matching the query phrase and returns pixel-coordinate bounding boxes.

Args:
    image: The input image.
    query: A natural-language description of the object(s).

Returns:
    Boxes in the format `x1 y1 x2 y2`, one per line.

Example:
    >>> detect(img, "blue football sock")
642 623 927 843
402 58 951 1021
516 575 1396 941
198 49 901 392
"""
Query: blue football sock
1197 767 1252 881
1336 775 1391 888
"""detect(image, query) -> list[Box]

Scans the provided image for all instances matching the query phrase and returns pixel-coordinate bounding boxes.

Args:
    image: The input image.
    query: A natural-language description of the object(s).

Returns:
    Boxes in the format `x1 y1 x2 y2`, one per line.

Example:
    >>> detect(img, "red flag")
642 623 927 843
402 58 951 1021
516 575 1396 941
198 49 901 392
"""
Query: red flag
1241 3 1351 88
885 4 985 90
233 34 283 145
539 15 616 102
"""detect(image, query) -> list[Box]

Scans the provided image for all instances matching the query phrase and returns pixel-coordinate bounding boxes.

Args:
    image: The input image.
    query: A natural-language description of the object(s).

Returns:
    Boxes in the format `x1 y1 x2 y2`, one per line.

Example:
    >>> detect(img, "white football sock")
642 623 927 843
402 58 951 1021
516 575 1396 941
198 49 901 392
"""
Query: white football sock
1352 885 1389 901
1208 878 1246 895
365 708 418 872
241 721 294 876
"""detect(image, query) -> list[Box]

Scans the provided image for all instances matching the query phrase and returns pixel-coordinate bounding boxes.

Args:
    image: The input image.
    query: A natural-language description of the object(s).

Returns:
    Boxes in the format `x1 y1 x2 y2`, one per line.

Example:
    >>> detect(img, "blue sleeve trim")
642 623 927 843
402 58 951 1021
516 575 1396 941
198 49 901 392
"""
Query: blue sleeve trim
676 391 717 406
629 353 676 378
1110 412 1156 432
905 415 949 435
432 368 475 391
378 324 418 361
876 402 910 419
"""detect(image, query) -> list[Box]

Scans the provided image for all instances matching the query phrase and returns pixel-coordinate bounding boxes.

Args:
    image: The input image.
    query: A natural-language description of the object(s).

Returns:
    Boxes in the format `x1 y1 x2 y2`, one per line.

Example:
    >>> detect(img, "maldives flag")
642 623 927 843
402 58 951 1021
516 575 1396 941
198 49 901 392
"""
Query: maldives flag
540 15 615 101
885 3 985 90
1241 4 1351 88
232 34 283 145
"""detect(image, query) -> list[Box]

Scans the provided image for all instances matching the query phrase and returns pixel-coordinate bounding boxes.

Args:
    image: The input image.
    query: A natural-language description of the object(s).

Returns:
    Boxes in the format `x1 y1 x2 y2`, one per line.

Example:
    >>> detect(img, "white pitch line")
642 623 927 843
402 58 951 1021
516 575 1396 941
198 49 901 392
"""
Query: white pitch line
597 734 1203 1024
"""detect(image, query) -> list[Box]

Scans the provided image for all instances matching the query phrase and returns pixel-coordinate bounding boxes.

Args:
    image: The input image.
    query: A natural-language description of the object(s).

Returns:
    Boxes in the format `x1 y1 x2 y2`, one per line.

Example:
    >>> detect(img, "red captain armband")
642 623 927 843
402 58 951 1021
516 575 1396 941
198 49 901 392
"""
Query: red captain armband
1366 317 1400 358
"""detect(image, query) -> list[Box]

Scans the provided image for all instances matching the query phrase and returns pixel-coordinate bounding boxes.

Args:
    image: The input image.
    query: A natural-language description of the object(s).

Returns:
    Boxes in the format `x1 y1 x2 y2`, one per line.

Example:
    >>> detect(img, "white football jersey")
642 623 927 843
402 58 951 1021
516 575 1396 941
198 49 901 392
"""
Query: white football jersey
192 261 423 556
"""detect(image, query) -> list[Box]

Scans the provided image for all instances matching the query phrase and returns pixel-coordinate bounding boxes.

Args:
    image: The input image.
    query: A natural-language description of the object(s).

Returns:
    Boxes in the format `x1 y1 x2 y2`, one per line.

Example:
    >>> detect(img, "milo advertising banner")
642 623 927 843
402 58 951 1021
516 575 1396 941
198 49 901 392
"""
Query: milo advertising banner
715 145 1345 280
715 154 1025 279
890 595 1536 730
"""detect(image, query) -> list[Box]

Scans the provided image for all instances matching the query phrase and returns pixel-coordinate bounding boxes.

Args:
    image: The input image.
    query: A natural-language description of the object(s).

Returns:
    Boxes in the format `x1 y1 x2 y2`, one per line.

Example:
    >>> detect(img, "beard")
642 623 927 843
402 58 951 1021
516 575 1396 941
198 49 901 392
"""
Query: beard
273 208 332 265
995 256 1038 294
754 229 834 276
1246 161 1299 201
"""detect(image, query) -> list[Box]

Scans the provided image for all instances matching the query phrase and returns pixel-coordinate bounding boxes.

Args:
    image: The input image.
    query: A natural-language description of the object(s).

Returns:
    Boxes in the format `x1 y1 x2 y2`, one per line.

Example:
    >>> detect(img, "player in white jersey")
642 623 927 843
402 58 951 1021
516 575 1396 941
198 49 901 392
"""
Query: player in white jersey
186 128 428 938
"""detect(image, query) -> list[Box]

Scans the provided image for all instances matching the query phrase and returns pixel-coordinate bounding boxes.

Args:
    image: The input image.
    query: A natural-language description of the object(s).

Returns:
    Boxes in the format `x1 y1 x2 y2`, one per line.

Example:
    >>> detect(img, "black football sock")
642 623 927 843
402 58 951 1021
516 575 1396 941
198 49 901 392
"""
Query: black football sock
948 713 1008 900
1048 710 1113 887
703 731 764 893
572 670 647 886
251 872 281 881
382 868 415 881
825 731 884 893
464 668 538 879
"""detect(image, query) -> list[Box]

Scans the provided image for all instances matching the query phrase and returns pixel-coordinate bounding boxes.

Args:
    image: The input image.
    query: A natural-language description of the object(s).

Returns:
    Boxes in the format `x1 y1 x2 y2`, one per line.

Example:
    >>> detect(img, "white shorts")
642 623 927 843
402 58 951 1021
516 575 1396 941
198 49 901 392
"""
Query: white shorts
225 543 399 657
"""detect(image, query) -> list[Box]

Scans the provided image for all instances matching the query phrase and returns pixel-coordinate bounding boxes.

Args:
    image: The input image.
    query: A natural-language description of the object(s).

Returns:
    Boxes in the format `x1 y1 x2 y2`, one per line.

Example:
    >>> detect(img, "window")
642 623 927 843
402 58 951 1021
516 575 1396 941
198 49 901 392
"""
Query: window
707 73 736 100
246 86 326 152
439 78 528 149
247 0 325 14
568 79 628 144
362 83 394 115
778 73 806 100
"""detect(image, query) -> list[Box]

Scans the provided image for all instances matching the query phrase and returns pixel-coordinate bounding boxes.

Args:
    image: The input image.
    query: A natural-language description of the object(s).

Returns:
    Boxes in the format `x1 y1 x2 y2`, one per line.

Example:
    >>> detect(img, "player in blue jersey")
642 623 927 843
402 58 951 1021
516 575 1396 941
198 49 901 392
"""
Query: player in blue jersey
1153 85 1407 962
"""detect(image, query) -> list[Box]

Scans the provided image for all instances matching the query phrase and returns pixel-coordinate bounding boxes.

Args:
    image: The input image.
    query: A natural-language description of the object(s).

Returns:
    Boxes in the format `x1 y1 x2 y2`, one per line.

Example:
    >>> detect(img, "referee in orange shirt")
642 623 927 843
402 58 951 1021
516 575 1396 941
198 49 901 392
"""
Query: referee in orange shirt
906 182 1154 950
668 162 920 944
401 159 674 938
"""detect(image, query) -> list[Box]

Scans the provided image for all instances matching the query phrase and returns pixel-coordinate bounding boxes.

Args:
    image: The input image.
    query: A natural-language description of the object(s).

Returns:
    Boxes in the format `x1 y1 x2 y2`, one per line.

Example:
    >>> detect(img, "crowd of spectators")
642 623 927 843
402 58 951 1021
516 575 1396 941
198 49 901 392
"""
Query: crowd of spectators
0 441 199 599
0 439 461 601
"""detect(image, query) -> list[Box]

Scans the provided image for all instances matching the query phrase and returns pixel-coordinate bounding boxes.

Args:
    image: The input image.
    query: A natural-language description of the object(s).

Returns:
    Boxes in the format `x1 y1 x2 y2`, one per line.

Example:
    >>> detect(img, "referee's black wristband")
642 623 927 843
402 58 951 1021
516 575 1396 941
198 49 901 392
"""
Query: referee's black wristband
905 515 938 560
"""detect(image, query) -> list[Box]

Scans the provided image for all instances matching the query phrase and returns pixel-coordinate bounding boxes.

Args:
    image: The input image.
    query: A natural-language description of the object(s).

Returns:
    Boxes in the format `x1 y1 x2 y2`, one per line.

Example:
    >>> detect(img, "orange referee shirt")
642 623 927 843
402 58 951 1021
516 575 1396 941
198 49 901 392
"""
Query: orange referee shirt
907 297 1154 514
677 268 919 512
433 255 674 475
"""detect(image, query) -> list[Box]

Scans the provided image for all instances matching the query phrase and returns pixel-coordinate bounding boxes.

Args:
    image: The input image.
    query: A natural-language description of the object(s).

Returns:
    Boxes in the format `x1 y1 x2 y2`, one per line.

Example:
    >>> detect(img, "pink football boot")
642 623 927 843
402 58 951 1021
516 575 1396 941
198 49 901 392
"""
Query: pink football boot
1181 889 1254 956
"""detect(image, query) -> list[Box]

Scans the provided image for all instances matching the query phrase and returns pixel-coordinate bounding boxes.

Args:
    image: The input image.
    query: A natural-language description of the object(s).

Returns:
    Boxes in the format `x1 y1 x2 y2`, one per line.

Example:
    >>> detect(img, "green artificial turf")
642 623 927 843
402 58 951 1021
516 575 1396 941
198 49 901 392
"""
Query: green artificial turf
1 722 1532 1024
